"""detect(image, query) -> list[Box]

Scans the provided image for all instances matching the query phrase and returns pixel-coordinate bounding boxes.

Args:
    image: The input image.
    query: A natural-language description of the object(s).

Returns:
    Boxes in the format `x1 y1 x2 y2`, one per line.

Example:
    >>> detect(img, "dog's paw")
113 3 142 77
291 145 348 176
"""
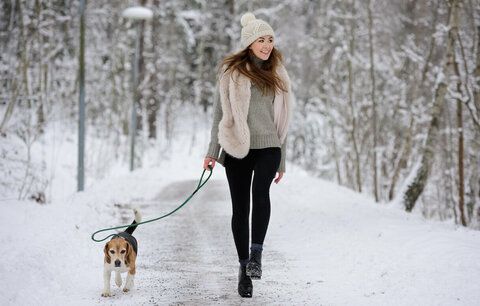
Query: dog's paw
101 291 111 297
123 287 130 293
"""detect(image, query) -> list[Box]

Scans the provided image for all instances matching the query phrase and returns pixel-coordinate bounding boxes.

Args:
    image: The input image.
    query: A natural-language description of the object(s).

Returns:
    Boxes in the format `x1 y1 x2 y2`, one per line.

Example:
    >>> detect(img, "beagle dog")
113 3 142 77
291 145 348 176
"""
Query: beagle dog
102 209 142 297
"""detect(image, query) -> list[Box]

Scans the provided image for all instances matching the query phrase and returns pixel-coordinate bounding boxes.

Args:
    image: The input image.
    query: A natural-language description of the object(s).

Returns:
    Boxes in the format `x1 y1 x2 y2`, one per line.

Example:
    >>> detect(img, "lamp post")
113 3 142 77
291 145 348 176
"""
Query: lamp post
122 7 153 171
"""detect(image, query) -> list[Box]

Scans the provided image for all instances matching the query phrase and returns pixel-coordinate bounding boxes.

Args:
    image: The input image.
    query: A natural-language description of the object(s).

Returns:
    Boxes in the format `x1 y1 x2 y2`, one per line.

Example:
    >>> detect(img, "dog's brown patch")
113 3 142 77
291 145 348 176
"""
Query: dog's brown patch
126 243 136 274
103 242 111 264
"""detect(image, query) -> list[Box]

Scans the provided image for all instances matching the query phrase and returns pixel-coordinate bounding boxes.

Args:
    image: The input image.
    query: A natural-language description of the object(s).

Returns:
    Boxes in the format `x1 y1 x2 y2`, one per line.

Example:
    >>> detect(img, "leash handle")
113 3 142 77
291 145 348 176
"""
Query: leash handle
91 166 213 242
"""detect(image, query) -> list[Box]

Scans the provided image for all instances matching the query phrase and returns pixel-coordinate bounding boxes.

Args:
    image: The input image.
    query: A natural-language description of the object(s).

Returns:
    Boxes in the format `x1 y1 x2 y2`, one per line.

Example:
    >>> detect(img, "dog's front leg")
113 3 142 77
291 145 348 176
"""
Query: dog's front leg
123 272 135 292
123 270 135 292
101 268 112 297
115 271 122 287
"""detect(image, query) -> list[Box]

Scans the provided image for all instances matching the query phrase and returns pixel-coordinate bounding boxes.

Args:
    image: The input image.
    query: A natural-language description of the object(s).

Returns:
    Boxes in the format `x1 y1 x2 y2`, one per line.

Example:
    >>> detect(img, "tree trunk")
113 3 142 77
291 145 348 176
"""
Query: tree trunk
1 0 30 134
403 83 447 212
402 0 459 212
389 0 436 201
421 0 440 84
472 25 480 127
0 77 18 134
18 0 30 106
367 0 378 201
147 0 160 139
452 36 467 226
388 117 413 200
456 97 466 225
330 119 342 185
442 106 458 221
226 0 235 51
347 0 362 192
136 0 147 132
34 0 45 134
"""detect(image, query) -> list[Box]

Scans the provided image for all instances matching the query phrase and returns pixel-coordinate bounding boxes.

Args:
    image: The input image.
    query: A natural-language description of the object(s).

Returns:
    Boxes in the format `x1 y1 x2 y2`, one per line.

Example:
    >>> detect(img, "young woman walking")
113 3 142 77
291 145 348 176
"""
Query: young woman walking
203 12 293 298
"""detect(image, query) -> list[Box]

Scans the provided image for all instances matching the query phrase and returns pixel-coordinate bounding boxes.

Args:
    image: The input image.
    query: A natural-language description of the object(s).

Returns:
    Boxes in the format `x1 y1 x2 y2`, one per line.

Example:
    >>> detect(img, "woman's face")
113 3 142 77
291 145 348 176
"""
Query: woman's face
249 35 274 61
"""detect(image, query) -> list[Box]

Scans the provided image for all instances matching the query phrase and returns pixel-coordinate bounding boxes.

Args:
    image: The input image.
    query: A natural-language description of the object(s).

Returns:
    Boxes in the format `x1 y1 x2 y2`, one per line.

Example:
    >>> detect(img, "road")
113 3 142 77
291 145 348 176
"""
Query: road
103 177 295 305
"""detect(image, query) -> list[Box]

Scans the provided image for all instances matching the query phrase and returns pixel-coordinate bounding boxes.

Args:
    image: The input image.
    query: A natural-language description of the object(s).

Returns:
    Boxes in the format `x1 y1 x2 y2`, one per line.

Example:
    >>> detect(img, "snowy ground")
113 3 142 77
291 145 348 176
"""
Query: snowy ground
1 131 480 305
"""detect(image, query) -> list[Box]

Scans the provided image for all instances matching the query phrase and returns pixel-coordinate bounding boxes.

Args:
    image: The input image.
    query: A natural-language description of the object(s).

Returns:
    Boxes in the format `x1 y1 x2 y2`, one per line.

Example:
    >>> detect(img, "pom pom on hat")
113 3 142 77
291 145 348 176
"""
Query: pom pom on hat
241 12 256 27
240 12 275 49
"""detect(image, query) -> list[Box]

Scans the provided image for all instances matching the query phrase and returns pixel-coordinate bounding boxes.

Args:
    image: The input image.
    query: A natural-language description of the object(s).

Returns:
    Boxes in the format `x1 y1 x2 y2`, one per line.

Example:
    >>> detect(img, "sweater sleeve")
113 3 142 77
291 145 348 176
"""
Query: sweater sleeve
278 135 287 173
206 91 223 159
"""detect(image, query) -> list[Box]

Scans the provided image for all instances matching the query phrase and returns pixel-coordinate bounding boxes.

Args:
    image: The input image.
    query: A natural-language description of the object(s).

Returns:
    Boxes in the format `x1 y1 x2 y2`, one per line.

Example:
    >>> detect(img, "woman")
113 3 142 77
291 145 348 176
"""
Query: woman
203 12 293 298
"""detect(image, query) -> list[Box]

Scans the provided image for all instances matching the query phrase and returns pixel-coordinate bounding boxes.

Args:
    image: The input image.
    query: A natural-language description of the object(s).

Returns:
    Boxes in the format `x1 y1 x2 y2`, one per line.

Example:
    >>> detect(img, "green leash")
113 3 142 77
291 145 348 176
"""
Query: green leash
91 166 213 242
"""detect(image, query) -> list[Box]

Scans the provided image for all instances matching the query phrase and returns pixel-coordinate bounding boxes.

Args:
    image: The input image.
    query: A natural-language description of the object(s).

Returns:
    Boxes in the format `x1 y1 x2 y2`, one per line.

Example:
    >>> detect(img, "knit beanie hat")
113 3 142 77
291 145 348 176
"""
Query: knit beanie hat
240 12 275 49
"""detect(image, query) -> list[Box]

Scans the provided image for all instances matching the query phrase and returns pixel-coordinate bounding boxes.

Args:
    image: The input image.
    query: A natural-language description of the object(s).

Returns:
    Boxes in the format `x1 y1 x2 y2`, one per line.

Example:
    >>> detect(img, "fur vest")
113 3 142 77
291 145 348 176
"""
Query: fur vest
217 63 293 159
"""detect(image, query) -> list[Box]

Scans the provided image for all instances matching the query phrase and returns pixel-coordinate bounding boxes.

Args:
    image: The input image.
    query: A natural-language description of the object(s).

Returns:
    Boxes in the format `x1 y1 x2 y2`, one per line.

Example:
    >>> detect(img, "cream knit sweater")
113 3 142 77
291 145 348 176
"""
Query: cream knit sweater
206 57 287 172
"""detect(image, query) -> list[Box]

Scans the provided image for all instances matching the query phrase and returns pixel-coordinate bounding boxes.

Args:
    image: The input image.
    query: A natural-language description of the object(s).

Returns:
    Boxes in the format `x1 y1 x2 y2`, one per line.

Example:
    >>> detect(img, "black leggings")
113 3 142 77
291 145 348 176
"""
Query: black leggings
225 147 281 261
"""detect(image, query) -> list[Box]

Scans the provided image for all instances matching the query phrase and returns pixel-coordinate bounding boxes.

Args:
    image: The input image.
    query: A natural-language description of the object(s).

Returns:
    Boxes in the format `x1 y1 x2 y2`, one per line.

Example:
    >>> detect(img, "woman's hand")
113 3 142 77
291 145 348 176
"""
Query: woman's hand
203 157 216 171
274 172 284 184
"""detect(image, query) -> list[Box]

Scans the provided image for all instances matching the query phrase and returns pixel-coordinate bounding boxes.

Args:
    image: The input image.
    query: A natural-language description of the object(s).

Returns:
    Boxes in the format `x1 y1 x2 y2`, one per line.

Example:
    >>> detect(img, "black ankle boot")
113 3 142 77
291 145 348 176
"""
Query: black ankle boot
238 265 252 298
246 249 262 279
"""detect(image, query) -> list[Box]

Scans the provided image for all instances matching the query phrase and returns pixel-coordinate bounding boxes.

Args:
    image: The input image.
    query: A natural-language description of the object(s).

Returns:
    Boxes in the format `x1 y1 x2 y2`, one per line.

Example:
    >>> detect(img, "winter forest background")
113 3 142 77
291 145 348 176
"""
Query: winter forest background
1 0 479 229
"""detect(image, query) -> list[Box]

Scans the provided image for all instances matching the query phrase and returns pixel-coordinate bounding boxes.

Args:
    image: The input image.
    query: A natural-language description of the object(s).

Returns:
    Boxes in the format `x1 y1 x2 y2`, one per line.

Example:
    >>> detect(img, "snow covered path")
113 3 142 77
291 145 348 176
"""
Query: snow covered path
94 175 299 305
2 161 480 305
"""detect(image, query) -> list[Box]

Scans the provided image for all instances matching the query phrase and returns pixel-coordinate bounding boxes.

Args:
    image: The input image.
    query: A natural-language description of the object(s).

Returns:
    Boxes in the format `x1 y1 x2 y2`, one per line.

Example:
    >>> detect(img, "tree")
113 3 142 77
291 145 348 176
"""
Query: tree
367 0 378 200
402 0 460 212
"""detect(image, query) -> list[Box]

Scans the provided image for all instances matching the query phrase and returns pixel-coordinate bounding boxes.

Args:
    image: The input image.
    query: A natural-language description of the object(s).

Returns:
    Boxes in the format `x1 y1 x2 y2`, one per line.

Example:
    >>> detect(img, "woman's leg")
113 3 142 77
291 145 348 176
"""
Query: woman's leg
225 152 254 262
251 147 281 245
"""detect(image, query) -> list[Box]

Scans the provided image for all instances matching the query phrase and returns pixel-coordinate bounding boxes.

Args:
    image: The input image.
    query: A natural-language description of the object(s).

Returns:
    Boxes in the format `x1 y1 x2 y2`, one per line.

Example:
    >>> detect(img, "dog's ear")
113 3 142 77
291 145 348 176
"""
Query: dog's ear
124 242 130 265
104 242 111 264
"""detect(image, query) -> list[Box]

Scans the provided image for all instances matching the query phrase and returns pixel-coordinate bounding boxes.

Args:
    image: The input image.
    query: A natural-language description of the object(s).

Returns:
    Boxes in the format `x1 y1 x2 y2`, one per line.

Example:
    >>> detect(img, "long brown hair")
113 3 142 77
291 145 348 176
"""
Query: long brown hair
219 47 287 95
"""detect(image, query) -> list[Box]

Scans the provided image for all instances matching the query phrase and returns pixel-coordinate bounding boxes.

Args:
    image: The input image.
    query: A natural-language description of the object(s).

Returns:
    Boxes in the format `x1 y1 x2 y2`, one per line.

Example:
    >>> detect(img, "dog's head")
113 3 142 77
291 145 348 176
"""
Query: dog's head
104 238 132 267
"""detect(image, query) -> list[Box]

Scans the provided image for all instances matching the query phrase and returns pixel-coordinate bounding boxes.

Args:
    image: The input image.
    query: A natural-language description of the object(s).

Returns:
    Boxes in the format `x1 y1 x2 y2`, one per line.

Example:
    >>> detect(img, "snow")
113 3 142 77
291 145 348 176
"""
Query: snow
1 127 480 305
122 7 153 20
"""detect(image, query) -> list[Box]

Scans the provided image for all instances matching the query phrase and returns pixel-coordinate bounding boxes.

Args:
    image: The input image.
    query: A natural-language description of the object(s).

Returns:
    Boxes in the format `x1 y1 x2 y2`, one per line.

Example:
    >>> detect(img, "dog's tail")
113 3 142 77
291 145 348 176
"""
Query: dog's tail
124 208 142 235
